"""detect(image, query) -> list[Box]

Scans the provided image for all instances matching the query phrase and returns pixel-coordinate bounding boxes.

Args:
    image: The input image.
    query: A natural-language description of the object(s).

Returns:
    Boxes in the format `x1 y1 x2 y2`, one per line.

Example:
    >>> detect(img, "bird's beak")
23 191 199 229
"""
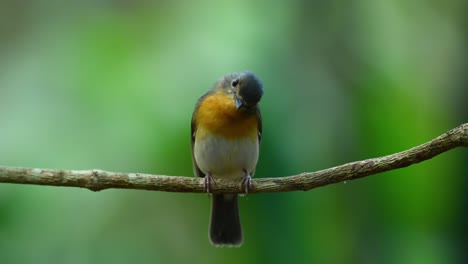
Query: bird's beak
234 95 243 109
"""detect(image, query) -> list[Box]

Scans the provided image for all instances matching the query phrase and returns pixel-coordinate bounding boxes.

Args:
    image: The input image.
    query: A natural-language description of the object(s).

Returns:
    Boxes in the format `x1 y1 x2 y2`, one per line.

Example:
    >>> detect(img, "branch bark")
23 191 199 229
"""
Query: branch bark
1 123 467 194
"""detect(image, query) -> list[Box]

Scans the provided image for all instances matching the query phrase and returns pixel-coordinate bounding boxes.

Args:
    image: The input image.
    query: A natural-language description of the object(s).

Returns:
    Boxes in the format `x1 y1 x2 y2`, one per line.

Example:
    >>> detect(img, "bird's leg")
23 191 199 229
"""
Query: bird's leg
204 172 216 193
240 169 253 194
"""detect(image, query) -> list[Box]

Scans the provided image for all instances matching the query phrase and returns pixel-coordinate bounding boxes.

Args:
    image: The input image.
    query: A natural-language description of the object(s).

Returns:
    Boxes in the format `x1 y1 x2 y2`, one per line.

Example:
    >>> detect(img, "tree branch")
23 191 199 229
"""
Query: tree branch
1 123 467 194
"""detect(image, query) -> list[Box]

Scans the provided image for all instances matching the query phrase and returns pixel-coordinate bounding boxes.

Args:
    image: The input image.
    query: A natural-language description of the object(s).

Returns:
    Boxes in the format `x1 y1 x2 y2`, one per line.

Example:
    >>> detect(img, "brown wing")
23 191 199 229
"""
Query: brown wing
191 91 213 178
256 107 262 145
250 106 262 177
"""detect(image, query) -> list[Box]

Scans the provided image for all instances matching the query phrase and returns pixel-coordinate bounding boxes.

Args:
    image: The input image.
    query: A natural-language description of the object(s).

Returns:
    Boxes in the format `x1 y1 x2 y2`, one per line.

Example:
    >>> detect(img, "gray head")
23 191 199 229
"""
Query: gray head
218 71 264 109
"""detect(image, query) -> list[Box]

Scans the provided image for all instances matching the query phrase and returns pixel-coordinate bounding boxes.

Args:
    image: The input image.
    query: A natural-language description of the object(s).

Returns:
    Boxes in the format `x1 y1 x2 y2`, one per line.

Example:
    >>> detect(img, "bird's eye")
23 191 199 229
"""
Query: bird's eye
231 79 239 87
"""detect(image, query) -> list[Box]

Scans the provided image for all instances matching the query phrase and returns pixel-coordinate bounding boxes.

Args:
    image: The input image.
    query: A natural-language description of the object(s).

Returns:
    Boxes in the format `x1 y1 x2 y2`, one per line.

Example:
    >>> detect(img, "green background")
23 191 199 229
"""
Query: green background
0 1 466 263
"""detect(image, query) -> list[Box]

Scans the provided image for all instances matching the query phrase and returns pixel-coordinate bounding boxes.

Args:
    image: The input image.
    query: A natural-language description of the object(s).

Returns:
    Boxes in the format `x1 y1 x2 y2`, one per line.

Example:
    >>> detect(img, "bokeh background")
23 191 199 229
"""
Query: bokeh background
0 1 466 263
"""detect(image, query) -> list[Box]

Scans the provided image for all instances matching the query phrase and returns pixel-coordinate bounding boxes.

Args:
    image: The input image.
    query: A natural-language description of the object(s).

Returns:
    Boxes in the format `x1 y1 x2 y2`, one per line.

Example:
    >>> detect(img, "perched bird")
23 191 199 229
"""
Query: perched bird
191 71 263 246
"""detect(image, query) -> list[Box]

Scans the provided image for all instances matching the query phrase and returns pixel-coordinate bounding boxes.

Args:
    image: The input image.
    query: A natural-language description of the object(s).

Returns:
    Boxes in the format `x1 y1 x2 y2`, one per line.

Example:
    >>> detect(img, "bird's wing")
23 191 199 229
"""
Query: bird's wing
191 91 213 178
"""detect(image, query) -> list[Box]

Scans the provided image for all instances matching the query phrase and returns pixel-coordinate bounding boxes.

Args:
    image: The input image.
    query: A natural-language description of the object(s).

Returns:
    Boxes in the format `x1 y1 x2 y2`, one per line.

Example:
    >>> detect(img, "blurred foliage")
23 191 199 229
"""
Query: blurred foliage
0 0 467 263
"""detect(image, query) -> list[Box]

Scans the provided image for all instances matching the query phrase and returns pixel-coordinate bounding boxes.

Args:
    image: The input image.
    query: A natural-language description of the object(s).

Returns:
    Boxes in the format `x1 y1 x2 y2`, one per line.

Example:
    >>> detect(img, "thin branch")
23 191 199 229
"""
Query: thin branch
1 123 467 194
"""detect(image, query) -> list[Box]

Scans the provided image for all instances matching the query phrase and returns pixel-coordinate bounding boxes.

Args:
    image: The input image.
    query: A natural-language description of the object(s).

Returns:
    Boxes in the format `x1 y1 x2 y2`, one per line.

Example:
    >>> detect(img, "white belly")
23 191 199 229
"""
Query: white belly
194 134 259 180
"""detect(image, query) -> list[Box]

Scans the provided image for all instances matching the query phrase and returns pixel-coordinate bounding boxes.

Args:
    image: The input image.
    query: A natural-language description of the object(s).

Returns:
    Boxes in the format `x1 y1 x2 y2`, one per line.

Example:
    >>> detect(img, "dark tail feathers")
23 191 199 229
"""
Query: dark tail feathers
210 194 243 246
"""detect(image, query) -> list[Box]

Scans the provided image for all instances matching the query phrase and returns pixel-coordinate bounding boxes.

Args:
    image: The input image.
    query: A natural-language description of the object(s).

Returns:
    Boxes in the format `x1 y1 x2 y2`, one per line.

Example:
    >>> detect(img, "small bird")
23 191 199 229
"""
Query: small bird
191 71 263 246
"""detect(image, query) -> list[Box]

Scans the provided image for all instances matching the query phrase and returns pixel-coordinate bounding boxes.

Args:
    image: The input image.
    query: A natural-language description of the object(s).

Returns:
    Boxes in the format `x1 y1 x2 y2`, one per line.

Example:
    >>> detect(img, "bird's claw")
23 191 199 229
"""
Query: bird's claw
204 173 216 193
240 170 253 194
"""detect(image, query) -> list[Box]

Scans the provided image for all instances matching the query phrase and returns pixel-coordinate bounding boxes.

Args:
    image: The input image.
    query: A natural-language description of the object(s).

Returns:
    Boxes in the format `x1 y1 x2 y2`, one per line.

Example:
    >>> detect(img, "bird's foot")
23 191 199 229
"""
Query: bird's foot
204 173 216 193
240 170 253 194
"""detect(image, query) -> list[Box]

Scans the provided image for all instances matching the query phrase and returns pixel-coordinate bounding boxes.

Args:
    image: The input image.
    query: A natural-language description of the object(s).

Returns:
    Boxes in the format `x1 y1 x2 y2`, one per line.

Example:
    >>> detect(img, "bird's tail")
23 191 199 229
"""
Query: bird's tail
209 194 243 246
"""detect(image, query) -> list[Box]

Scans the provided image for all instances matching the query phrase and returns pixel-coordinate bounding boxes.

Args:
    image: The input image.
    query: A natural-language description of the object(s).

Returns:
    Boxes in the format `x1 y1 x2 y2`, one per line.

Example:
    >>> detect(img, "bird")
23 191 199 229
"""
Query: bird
191 71 263 246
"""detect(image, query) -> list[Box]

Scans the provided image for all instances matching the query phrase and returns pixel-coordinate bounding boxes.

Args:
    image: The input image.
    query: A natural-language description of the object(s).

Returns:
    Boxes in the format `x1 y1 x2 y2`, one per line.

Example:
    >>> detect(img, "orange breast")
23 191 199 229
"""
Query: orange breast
194 92 258 139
